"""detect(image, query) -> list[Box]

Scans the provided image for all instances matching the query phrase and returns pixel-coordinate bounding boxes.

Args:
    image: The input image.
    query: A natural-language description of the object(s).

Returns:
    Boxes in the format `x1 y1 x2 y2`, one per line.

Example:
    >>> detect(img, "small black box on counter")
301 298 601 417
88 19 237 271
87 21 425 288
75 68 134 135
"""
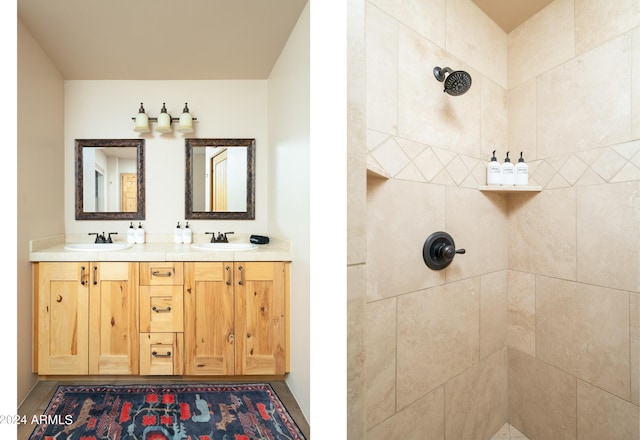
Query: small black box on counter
250 235 269 245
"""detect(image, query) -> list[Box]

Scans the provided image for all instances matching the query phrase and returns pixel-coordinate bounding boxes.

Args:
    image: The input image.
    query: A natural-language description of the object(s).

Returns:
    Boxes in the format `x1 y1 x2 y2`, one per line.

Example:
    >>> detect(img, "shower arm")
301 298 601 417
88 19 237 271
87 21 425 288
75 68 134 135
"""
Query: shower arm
433 67 453 82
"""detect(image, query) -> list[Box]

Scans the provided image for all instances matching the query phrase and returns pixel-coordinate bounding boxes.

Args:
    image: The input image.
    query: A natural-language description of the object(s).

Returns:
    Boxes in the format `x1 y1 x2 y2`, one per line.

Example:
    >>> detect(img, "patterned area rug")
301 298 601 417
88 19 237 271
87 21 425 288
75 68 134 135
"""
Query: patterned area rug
29 383 306 440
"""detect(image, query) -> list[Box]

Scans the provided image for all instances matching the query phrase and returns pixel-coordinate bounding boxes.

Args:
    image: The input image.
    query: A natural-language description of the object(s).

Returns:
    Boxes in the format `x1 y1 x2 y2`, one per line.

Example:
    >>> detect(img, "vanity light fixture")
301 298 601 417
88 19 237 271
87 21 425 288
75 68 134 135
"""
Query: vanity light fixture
132 102 197 134
133 103 150 133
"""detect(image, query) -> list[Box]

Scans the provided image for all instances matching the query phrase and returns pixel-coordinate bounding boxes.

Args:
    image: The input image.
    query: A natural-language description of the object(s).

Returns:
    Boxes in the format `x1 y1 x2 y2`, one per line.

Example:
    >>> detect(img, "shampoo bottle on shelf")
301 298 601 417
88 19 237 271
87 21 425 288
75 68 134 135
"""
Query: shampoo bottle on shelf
486 150 502 185
135 222 145 244
127 222 136 244
515 151 529 186
183 222 192 244
501 151 515 186
174 221 183 243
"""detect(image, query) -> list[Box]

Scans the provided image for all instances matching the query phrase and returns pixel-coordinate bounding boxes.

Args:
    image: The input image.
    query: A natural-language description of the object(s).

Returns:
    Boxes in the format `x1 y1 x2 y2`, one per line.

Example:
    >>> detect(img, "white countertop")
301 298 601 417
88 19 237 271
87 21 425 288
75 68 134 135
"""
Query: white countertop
29 234 293 262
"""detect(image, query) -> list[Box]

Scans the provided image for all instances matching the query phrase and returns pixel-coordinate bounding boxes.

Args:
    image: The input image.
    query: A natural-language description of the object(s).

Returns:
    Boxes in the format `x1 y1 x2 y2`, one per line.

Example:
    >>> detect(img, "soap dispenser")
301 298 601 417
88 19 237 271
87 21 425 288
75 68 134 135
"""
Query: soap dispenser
501 151 515 186
135 222 145 244
515 151 529 186
183 221 192 244
174 221 183 244
486 150 502 185
127 222 136 244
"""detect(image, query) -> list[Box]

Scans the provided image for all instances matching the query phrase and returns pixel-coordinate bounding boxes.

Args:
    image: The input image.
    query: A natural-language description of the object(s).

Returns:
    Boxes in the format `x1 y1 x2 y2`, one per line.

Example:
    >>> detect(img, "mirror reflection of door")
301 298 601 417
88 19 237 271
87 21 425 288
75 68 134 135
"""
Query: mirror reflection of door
82 146 138 213
95 169 105 211
195 145 248 212
120 173 137 212
211 149 228 211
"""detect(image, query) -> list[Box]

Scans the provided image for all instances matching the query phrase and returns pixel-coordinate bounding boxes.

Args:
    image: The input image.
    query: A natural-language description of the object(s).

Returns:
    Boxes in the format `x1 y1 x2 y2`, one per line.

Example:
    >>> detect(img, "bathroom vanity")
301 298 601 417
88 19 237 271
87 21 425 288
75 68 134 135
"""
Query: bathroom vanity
30 238 291 379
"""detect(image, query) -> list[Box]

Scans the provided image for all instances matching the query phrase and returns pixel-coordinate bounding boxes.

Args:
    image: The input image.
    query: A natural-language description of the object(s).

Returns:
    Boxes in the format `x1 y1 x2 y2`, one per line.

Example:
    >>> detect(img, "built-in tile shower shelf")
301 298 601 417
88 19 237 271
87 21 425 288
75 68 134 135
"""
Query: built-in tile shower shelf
367 164 391 179
479 185 541 192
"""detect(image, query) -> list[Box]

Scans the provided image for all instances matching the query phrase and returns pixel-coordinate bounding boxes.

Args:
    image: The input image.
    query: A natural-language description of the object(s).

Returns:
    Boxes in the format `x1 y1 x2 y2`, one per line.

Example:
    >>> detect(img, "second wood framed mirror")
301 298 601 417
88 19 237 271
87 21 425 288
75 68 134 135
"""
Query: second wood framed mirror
185 138 255 220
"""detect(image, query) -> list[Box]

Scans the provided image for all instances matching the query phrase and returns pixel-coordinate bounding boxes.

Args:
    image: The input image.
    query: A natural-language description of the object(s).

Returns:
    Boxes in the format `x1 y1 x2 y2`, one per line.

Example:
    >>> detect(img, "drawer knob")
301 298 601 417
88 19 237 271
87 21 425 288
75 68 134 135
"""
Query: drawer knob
152 306 172 313
152 351 172 357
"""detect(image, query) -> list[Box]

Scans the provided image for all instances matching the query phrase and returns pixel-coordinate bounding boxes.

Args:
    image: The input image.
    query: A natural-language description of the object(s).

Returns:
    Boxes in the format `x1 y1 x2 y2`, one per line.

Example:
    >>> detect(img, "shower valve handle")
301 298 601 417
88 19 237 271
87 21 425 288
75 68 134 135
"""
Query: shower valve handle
439 244 466 261
423 231 466 271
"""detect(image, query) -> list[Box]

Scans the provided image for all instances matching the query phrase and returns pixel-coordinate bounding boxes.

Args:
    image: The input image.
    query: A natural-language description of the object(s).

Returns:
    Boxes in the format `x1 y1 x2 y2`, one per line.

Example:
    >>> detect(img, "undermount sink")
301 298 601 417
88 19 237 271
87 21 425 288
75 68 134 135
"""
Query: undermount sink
64 243 133 252
191 242 257 251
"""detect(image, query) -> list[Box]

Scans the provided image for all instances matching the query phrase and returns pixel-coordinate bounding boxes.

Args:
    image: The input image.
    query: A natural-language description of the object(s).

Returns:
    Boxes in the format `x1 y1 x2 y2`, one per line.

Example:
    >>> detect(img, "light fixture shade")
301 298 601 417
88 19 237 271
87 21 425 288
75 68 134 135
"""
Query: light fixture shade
177 102 193 133
133 103 150 133
156 103 172 133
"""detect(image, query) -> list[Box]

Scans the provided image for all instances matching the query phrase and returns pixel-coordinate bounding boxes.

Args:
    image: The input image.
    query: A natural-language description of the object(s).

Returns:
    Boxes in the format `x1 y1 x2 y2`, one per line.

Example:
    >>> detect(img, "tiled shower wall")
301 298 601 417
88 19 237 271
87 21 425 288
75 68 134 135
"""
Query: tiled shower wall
347 0 640 439
505 0 639 438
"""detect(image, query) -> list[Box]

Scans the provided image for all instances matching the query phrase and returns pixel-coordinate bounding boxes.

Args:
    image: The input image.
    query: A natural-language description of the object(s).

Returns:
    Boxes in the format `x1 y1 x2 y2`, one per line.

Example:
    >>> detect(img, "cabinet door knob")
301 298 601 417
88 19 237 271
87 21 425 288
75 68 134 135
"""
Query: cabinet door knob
56 295 62 303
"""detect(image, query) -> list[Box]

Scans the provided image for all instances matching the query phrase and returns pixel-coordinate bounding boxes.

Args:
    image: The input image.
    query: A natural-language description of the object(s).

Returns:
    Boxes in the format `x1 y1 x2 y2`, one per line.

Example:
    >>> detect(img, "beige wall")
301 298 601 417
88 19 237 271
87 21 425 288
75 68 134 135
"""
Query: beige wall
17 19 65 405
348 0 639 438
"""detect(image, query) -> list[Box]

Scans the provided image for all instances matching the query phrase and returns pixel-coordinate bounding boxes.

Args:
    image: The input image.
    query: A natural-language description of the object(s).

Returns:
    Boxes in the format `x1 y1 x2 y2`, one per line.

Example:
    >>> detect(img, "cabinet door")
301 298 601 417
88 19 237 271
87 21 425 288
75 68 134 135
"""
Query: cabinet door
184 262 235 375
88 262 139 375
37 262 89 375
235 262 286 375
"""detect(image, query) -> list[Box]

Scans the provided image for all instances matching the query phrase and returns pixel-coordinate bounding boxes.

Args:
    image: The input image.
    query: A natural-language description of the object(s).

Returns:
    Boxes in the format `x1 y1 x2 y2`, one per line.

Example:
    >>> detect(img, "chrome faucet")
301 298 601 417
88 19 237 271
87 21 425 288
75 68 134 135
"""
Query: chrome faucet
205 231 235 243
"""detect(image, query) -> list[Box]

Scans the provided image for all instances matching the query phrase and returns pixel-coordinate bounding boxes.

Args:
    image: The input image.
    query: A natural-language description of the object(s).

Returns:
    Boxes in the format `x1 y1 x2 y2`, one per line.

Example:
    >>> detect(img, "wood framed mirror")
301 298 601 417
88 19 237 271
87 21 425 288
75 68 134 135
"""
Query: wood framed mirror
75 139 145 220
185 138 255 220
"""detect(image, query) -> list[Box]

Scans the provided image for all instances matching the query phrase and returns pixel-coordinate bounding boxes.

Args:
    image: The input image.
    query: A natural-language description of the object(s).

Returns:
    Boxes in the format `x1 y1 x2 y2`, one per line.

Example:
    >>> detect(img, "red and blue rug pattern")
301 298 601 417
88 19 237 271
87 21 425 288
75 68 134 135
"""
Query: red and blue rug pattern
29 383 306 440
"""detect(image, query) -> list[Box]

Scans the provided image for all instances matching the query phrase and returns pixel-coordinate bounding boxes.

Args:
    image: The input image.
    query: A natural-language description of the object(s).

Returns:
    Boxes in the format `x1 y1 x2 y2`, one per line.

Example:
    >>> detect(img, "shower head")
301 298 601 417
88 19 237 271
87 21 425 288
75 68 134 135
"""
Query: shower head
433 66 472 96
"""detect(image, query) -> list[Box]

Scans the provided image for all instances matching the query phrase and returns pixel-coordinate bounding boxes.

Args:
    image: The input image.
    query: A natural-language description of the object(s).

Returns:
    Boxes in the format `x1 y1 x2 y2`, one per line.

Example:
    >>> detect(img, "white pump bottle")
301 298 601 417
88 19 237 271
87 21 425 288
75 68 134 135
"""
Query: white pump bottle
127 222 136 244
135 222 145 244
486 150 502 185
501 151 515 186
515 152 529 186
183 222 192 244
174 222 183 243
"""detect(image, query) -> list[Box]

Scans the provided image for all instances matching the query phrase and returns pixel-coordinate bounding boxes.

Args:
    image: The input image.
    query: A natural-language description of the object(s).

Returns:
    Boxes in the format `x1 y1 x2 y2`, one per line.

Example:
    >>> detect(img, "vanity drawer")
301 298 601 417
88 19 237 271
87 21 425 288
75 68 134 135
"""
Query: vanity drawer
139 333 183 375
140 286 184 333
140 262 184 286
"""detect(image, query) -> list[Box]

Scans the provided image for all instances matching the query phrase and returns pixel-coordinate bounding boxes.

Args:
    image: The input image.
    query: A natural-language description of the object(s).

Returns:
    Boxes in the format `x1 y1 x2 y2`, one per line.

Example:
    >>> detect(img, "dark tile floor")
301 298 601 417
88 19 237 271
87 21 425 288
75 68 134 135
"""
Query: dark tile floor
17 379 309 439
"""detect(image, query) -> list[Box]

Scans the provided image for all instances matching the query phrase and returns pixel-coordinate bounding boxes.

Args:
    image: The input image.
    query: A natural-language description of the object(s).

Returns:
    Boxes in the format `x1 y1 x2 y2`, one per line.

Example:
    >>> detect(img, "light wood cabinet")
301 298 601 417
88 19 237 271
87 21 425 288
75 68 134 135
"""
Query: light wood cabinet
184 261 288 375
235 261 287 375
35 262 89 375
139 262 184 375
183 262 235 375
34 259 289 377
35 262 139 375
